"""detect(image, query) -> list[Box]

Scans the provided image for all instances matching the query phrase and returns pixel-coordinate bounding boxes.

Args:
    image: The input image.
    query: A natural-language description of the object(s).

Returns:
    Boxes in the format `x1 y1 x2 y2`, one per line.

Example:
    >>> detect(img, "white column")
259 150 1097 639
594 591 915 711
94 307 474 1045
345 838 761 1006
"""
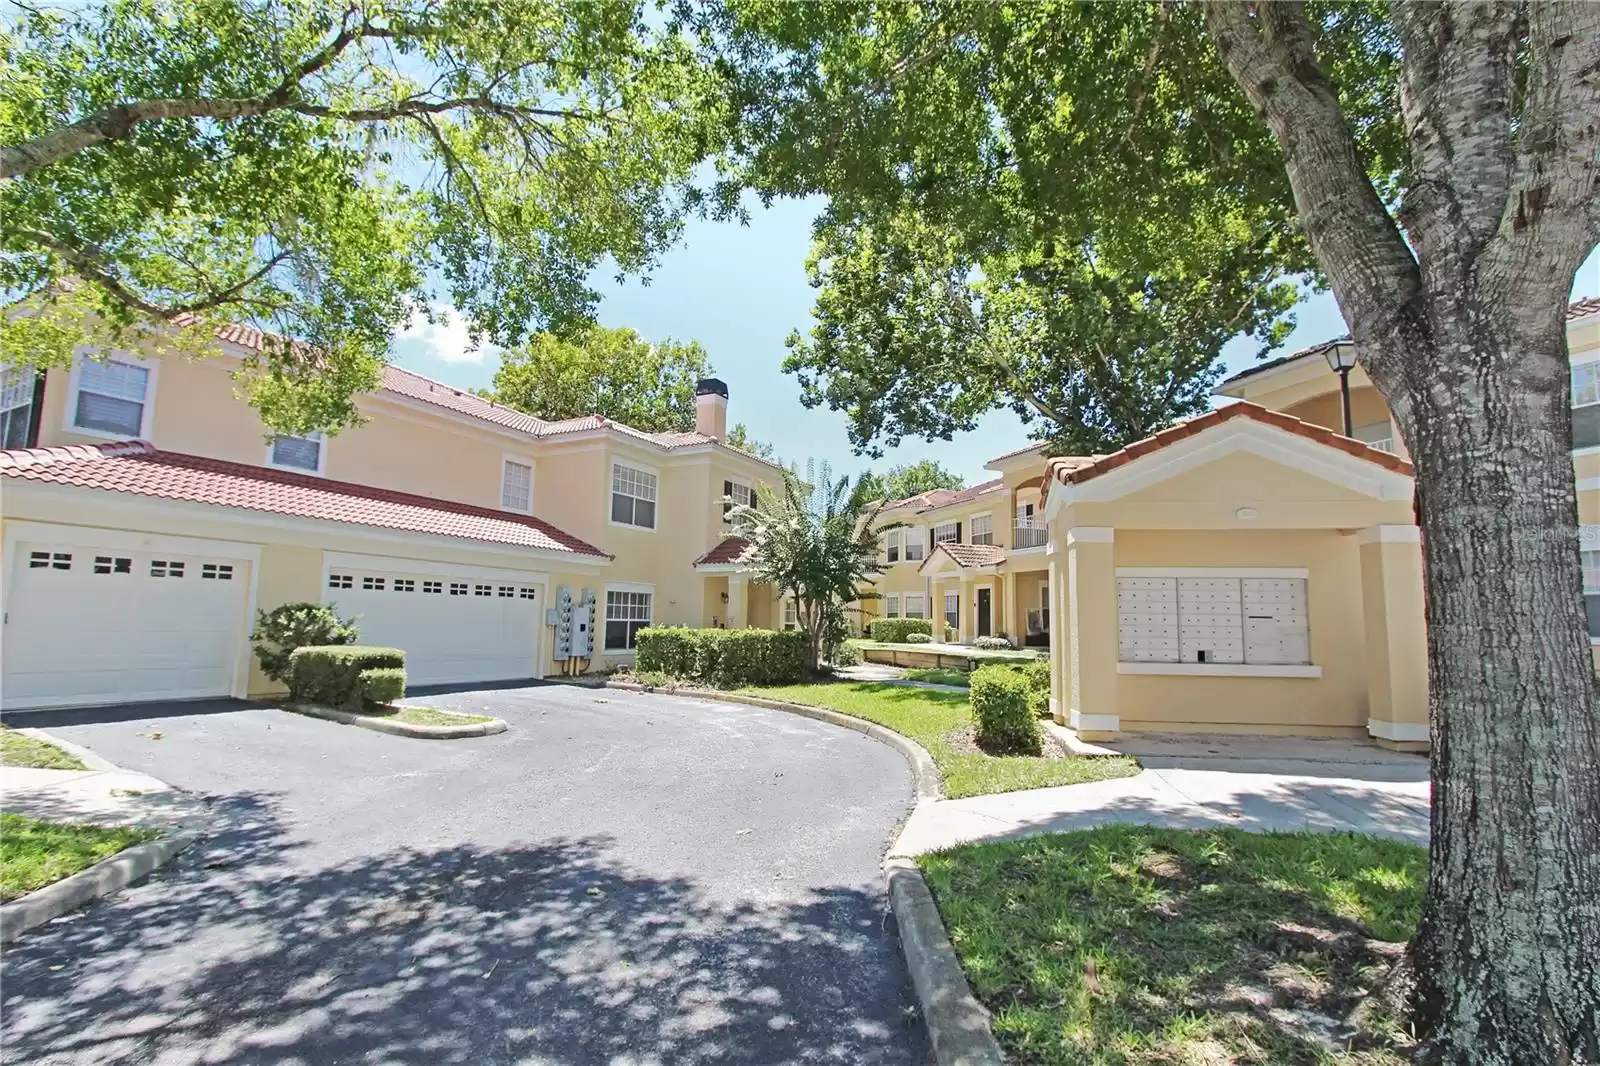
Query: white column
727 574 747 629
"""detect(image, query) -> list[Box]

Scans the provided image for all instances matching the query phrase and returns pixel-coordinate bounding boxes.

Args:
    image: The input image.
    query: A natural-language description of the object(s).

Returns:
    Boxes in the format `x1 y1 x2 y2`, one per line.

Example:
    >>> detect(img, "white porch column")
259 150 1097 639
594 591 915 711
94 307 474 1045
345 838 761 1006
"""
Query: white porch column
727 574 747 629
1004 569 1018 643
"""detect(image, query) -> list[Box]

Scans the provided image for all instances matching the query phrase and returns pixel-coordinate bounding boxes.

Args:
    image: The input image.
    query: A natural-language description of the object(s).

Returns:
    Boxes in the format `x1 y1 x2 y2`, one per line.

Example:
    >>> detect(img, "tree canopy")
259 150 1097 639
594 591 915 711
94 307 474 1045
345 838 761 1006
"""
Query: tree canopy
858 459 965 503
725 422 777 460
0 0 727 433
486 326 712 433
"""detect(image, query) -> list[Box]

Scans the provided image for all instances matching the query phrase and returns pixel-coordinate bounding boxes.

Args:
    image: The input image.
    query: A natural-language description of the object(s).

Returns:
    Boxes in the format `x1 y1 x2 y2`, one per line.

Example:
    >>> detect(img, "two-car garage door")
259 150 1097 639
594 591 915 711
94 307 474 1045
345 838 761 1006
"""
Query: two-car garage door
2 538 253 709
323 562 541 687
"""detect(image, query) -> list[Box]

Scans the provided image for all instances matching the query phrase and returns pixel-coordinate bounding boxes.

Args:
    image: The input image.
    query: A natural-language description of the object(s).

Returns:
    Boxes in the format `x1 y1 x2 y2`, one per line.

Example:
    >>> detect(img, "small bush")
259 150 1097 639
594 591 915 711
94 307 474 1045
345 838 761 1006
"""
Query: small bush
973 635 1015 651
867 617 934 643
830 641 861 667
906 632 933 644
252 602 358 684
1021 659 1053 718
635 627 810 687
288 645 406 710
970 665 1042 755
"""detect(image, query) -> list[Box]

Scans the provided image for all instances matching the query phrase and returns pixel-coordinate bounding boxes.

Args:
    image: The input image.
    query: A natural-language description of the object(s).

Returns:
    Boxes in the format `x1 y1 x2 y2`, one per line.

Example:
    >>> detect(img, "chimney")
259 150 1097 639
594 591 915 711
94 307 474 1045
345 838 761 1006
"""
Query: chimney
695 378 728 441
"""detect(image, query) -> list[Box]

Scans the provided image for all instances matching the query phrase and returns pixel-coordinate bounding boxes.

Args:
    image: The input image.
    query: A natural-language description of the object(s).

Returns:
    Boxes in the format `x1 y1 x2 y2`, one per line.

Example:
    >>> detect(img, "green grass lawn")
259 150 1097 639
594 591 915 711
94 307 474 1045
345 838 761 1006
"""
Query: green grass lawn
364 705 494 727
0 813 160 901
742 681 1138 798
920 826 1426 1065
903 667 970 687
0 728 88 771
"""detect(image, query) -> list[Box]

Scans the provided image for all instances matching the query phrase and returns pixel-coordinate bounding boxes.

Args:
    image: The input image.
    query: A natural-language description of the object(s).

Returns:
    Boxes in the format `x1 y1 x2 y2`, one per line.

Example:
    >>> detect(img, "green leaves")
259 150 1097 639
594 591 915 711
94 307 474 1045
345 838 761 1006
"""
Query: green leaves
486 325 712 432
1 0 725 432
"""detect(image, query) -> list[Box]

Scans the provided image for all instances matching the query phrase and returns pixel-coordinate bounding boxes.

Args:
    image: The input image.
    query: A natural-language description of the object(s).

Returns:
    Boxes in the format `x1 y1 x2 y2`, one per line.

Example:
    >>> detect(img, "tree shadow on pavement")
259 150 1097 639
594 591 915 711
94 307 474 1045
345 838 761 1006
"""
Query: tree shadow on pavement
2 791 920 1066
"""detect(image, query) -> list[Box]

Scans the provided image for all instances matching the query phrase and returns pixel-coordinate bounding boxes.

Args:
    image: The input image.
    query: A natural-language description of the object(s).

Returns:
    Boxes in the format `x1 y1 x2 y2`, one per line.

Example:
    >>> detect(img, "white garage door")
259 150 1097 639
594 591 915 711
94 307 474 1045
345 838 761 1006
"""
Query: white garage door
3 540 250 709
326 563 541 687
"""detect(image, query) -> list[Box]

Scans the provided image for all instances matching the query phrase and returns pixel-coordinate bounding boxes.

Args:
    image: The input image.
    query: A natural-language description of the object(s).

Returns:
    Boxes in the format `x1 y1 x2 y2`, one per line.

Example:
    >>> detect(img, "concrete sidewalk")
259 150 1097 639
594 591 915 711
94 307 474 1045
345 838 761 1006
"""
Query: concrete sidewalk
892 763 1430 856
0 731 206 831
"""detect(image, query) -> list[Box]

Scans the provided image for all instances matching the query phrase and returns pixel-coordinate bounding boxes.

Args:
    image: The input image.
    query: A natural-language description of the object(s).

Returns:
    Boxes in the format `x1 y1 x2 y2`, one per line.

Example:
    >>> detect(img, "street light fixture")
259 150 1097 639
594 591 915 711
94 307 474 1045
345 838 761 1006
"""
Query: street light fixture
1323 342 1358 437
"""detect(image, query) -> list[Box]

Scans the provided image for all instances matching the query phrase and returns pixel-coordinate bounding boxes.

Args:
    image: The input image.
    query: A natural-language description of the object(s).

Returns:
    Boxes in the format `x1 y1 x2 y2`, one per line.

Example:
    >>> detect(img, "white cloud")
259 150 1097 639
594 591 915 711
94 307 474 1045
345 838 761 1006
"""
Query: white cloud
395 305 500 364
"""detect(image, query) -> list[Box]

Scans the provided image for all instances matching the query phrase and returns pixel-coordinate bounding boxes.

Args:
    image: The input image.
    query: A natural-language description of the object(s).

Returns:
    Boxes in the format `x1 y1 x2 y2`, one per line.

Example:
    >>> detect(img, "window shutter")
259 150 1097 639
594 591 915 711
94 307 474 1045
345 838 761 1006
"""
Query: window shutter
955 522 962 543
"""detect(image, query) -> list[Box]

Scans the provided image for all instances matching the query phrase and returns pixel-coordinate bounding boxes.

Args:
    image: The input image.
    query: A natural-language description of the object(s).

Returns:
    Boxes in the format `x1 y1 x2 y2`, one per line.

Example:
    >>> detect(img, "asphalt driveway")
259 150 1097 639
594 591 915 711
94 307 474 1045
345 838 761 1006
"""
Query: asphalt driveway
1 684 923 1065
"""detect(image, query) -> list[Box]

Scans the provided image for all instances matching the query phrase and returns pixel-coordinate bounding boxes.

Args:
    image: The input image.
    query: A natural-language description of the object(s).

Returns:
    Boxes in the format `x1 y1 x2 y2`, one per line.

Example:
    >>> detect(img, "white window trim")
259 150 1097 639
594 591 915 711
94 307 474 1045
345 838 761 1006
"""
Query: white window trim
66 351 159 441
969 510 995 545
265 431 327 476
885 594 900 618
1118 661 1322 679
903 526 926 562
903 592 926 619
602 581 655 652
931 520 960 545
885 528 902 563
500 453 536 515
608 458 660 532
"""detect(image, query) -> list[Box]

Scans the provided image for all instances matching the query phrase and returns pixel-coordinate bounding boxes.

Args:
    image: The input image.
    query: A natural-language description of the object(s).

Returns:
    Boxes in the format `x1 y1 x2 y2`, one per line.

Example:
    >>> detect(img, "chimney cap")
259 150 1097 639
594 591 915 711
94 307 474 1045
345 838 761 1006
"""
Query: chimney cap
695 378 729 399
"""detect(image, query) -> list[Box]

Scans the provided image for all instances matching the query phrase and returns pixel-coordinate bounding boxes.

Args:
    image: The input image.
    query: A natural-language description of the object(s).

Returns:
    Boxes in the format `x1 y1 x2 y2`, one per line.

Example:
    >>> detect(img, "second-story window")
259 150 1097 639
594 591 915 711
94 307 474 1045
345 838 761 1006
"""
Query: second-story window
932 521 960 545
885 529 901 563
904 529 925 563
611 462 658 529
723 479 752 521
502 458 534 512
268 432 324 473
970 513 994 546
72 355 152 438
1574 361 1600 449
0 366 39 450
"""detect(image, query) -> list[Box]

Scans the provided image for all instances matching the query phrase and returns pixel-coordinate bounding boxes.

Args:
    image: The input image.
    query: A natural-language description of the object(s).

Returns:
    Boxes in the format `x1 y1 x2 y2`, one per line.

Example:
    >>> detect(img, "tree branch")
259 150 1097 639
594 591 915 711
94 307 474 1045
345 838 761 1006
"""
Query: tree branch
1202 1 1421 380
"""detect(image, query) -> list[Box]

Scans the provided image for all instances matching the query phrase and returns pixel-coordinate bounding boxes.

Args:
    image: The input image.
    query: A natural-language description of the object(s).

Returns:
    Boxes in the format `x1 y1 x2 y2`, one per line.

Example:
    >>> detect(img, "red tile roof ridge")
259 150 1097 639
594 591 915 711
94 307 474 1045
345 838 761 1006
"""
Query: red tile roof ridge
1047 402 1414 487
693 535 751 567
0 439 154 470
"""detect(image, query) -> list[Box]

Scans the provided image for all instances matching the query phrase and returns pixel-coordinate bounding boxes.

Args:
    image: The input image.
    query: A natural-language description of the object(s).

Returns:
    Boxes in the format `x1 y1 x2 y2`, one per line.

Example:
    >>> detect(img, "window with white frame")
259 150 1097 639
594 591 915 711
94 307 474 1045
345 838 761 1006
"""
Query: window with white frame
501 458 534 512
1 366 38 449
1584 549 1600 638
904 593 926 619
904 529 925 562
611 463 657 528
931 521 960 545
944 591 959 631
604 589 653 650
1574 361 1600 449
268 432 324 473
722 479 752 521
970 513 994 546
885 594 900 618
885 528 901 563
1016 502 1036 526
72 355 151 437
783 598 798 631
1117 573 1310 665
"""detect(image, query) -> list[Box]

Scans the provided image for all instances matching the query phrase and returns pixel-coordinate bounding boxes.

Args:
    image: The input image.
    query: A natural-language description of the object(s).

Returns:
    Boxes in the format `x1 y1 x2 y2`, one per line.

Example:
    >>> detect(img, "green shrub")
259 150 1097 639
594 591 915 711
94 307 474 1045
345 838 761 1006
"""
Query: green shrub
252 602 358 684
867 617 934 643
1021 659 1053 718
634 627 810 687
970 665 1041 755
830 640 861 667
973 635 1015 651
906 632 933 644
288 645 406 710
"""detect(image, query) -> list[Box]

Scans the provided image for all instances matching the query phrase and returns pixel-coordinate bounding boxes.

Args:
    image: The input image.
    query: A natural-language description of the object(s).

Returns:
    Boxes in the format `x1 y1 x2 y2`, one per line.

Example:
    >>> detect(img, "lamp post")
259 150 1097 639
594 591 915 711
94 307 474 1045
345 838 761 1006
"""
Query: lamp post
1324 343 1358 437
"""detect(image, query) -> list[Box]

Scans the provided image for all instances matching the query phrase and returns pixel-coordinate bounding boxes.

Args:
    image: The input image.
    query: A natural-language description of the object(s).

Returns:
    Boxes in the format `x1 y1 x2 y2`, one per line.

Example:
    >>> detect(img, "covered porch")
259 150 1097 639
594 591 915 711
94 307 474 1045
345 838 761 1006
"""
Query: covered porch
693 536 779 630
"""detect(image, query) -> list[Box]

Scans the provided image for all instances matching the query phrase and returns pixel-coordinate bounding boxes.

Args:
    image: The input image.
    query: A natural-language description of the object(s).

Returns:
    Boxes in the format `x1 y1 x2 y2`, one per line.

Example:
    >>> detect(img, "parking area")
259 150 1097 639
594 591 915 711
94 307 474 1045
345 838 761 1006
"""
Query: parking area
1 684 924 1065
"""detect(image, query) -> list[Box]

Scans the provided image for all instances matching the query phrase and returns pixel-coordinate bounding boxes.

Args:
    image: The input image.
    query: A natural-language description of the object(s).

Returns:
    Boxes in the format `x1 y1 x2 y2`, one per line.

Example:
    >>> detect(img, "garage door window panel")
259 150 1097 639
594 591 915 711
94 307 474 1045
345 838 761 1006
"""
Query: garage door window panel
605 590 652 650
1117 574 1310 666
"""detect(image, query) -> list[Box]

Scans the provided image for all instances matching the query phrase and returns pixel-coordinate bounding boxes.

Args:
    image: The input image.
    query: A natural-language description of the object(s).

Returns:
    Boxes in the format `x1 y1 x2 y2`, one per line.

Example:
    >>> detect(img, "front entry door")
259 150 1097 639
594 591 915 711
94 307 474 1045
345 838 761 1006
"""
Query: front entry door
976 587 993 638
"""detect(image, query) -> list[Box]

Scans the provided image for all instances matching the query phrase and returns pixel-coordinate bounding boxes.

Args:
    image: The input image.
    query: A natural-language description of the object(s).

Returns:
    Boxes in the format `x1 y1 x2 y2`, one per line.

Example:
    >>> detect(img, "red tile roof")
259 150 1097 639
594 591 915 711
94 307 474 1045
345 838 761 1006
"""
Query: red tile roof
693 535 751 567
1571 296 1600 321
924 542 1007 570
0 441 610 559
887 477 1007 513
1046 402 1413 489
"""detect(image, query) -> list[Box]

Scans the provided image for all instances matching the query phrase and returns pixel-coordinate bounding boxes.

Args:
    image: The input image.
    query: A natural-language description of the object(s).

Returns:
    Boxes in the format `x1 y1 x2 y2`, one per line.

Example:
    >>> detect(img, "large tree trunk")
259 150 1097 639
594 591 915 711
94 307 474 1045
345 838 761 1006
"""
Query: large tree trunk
1377 297 1600 1066
1202 4 1600 1062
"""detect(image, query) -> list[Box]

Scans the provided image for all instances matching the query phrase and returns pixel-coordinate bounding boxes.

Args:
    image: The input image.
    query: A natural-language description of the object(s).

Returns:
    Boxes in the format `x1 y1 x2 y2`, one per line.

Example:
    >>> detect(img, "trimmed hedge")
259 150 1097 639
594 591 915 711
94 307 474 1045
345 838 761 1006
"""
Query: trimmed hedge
867 617 934 643
906 632 933 644
251 602 358 684
288 645 407 710
634 627 810 687
973 635 1015 651
1021 659 1052 718
970 665 1042 755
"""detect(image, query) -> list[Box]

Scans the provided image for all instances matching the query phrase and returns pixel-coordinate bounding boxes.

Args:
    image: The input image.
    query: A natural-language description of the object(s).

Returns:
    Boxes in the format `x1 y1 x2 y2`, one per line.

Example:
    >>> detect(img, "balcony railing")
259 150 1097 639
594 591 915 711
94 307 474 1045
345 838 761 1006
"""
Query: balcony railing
1013 524 1048 549
1367 437 1395 454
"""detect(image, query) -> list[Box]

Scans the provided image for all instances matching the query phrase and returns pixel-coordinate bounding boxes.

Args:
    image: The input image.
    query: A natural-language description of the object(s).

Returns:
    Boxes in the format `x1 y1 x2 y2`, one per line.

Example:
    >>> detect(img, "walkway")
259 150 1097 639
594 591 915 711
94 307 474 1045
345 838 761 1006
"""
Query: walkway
893 734 1430 856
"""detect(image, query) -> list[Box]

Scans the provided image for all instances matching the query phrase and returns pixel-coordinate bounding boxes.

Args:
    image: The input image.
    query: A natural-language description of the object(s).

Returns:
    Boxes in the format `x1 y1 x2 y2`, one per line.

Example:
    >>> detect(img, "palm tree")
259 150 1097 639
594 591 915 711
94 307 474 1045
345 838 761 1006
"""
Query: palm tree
727 461 896 670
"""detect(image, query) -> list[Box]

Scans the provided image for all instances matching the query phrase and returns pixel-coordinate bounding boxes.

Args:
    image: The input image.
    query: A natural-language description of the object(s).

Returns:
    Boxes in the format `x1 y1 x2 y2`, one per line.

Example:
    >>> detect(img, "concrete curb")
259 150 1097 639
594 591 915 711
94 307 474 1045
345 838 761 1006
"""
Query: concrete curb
12 729 122 773
286 704 508 739
0 832 196 945
603 682 942 801
884 857 1006 1065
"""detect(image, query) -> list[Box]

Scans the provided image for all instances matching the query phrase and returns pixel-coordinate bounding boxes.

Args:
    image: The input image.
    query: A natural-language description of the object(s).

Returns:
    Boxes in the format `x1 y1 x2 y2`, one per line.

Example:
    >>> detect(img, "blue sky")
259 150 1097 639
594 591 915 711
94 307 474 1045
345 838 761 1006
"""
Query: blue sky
393 196 1600 487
